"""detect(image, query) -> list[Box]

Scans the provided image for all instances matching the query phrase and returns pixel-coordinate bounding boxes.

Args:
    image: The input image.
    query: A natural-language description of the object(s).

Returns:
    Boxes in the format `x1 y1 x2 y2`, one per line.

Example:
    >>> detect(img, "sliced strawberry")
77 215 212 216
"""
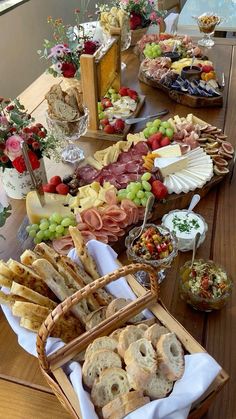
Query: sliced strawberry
151 138 161 150
160 137 170 147
151 180 168 200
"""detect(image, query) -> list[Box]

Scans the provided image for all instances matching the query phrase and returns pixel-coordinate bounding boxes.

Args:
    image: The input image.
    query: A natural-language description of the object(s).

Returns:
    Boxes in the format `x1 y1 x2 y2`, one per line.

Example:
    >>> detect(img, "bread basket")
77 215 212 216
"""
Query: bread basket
36 263 228 419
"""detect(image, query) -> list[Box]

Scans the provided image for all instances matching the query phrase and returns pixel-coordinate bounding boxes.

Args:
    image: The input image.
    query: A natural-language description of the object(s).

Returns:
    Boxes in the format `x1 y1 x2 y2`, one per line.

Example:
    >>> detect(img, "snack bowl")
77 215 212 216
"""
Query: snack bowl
162 210 208 252
179 259 233 312
46 108 89 141
193 13 222 47
125 224 178 286
181 66 202 81
163 51 181 62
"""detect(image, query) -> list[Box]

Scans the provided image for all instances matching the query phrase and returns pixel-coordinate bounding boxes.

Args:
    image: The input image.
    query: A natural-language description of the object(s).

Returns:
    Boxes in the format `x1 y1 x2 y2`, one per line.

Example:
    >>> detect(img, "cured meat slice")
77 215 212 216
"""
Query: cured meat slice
52 236 74 255
132 141 149 155
102 205 127 222
104 189 117 205
80 230 97 242
120 199 138 211
108 163 127 175
102 215 120 229
76 222 89 230
81 208 103 231
76 164 99 183
125 161 141 173
117 173 140 186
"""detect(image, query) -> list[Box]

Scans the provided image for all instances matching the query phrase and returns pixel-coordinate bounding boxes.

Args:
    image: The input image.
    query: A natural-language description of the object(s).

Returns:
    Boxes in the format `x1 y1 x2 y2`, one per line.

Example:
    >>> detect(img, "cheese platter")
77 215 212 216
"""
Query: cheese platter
136 33 223 108
22 112 234 256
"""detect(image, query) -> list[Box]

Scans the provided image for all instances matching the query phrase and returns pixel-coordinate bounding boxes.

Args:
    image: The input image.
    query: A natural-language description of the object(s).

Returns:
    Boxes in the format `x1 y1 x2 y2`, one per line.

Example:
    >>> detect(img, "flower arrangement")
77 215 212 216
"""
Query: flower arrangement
38 10 100 79
118 0 166 30
0 98 59 173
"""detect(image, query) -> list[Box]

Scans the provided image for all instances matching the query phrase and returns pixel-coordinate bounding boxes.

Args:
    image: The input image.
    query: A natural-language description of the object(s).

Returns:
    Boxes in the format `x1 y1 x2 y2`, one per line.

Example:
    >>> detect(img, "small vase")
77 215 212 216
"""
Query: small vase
1 159 47 200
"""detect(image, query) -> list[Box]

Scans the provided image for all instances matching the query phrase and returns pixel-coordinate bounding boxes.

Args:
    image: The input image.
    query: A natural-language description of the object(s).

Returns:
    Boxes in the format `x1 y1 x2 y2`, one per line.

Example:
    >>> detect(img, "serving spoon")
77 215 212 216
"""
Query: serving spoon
131 195 155 245
186 194 201 215
190 232 201 269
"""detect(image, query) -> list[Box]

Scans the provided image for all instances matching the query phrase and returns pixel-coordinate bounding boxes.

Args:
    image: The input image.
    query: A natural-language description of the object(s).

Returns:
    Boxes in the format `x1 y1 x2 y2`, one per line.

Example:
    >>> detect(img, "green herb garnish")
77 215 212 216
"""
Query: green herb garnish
172 215 200 234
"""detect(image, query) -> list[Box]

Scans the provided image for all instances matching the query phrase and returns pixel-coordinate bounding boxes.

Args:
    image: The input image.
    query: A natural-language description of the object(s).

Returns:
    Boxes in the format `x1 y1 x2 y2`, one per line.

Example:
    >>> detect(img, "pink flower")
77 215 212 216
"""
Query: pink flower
48 44 70 59
150 11 158 21
4 134 23 161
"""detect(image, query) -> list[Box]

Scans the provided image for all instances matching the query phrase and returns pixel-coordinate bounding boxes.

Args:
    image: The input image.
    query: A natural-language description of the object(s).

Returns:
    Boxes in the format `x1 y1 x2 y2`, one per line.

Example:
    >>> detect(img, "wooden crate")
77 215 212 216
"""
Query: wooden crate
36 263 228 419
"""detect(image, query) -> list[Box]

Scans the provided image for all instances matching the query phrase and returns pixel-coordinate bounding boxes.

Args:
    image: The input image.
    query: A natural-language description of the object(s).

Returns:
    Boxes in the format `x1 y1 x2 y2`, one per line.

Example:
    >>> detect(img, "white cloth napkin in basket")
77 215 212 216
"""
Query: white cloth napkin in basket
1 240 221 419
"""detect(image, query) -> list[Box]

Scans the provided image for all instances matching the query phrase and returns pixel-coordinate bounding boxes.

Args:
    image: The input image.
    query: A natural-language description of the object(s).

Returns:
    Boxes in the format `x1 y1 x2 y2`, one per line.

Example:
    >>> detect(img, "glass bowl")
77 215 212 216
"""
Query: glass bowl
46 108 89 164
125 224 178 287
193 13 222 47
162 210 208 252
179 259 233 312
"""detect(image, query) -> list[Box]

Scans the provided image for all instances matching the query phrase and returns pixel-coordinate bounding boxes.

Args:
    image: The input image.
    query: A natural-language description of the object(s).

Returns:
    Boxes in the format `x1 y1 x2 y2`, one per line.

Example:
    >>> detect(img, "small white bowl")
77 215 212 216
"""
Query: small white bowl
162 209 208 252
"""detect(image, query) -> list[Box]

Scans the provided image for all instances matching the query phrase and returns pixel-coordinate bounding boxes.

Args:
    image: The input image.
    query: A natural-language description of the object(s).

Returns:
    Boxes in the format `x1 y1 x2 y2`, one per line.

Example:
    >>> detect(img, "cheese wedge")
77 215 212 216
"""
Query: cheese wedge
153 144 182 158
26 191 73 224
154 156 188 177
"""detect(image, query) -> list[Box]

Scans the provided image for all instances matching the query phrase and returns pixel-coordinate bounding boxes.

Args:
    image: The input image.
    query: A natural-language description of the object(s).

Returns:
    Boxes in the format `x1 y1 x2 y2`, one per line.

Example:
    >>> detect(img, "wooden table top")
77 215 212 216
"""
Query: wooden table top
0 37 236 418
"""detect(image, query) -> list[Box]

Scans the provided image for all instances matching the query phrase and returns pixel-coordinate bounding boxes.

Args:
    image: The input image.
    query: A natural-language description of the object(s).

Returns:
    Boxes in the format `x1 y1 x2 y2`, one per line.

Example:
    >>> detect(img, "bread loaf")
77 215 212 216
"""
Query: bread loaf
117 325 145 358
84 336 117 360
144 324 170 347
82 349 122 388
156 333 184 381
124 338 157 374
102 390 143 419
91 367 131 408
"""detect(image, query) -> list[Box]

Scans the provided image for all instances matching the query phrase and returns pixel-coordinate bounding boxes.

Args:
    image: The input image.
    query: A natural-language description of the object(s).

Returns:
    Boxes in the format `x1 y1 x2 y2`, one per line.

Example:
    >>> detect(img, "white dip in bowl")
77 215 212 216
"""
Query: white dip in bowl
162 210 208 252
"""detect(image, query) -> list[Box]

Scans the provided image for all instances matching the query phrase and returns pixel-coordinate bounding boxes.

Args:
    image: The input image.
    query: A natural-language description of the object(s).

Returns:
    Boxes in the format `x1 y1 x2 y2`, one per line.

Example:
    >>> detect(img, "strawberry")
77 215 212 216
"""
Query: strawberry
101 97 112 108
151 138 161 150
147 133 162 148
114 118 125 133
202 65 214 73
100 118 110 127
127 88 138 101
49 176 62 186
160 137 170 147
56 183 69 195
119 86 129 96
151 180 168 200
43 183 56 193
104 124 116 134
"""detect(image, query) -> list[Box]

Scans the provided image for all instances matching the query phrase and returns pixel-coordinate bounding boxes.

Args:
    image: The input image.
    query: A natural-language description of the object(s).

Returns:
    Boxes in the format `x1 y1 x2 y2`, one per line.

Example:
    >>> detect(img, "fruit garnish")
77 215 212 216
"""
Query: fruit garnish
49 176 62 186
151 180 168 200
55 183 70 195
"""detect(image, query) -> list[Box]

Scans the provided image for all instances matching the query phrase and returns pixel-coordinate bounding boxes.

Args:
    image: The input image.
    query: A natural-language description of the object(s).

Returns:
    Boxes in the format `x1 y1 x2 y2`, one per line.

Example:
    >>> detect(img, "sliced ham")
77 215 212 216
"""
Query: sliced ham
102 205 127 222
52 236 73 255
80 230 97 242
104 189 117 205
76 222 89 230
81 208 103 231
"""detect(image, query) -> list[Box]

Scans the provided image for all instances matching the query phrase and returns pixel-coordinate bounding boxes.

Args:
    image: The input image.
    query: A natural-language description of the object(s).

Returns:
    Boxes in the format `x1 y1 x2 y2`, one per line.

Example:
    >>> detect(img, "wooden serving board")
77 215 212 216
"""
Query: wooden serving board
83 94 145 142
138 70 223 108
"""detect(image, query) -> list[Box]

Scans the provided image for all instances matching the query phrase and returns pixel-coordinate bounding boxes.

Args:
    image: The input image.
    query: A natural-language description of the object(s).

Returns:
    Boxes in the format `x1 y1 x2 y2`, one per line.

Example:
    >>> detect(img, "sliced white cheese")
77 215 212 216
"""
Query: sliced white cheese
167 175 184 194
175 172 200 190
154 155 188 177
153 144 182 158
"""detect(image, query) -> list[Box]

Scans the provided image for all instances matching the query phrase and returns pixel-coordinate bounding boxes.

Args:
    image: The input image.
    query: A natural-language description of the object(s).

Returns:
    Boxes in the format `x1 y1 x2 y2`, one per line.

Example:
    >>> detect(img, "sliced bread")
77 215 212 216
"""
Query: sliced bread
106 396 150 419
156 332 185 381
102 390 143 419
117 325 145 358
126 362 154 390
85 307 107 331
106 298 144 324
143 369 173 400
82 349 122 388
84 336 117 360
124 338 157 374
91 367 131 408
144 324 170 347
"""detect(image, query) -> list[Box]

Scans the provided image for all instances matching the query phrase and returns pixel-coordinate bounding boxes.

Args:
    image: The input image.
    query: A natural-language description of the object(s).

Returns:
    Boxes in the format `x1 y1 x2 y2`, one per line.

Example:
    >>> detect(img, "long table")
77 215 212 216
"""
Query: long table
0 38 236 418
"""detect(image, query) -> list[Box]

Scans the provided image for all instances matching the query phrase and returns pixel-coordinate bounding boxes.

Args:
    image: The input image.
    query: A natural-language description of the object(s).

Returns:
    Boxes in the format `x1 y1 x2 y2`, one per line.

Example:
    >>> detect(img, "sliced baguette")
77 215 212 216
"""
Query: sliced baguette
143 370 173 400
144 324 170 347
109 328 124 341
20 249 39 266
124 338 157 374
0 273 12 288
82 349 122 388
91 367 131 408
117 325 145 358
85 307 107 331
106 396 150 419
156 333 185 381
20 316 41 332
84 336 117 361
126 362 153 390
102 390 143 419
106 298 144 324
10 281 57 310
0 290 27 306
12 301 50 320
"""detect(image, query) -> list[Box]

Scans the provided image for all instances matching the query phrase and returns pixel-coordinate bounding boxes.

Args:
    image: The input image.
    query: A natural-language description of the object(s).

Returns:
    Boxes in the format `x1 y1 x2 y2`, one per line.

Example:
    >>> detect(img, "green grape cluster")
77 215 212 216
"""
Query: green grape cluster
26 213 76 245
106 87 121 103
143 118 174 139
144 43 162 59
117 173 154 207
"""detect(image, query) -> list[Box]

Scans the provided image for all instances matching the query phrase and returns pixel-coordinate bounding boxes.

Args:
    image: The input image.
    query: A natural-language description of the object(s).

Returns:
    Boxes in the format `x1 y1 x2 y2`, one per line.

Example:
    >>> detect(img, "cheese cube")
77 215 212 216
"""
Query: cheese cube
154 156 188 177
153 144 182 158
26 191 73 224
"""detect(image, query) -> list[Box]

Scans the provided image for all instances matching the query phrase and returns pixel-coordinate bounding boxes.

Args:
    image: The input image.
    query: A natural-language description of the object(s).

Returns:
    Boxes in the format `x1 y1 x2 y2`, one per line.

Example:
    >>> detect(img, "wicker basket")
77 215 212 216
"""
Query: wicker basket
36 263 228 419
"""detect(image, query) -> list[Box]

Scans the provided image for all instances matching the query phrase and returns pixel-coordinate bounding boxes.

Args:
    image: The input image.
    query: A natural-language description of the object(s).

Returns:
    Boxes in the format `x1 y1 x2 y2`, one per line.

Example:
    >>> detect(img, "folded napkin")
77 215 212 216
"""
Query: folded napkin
1 240 221 419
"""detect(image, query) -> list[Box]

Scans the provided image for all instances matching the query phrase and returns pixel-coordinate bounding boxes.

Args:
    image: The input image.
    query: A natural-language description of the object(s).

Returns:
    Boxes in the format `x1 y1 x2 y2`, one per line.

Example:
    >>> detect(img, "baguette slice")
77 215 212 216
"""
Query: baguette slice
143 370 173 400
10 281 57 310
50 99 78 121
156 333 184 381
0 260 21 281
124 338 157 374
32 259 90 323
109 328 124 341
91 367 131 408
20 316 41 332
12 301 50 320
117 325 145 358
0 273 12 288
102 390 143 419
20 249 39 266
0 290 27 306
106 298 144 324
144 324 170 347
84 336 117 361
106 396 150 419
85 307 107 331
126 362 153 390
82 349 122 388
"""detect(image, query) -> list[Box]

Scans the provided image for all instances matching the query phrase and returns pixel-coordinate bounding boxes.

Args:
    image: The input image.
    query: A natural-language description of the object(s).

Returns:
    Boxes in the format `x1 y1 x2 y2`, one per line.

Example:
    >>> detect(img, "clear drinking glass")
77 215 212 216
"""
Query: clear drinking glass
121 24 131 71
193 13 222 47
125 224 178 288
46 108 89 165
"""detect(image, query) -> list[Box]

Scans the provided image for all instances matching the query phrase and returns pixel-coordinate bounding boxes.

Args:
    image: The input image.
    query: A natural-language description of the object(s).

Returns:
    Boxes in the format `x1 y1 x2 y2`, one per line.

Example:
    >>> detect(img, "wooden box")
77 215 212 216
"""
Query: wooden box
36 263 228 419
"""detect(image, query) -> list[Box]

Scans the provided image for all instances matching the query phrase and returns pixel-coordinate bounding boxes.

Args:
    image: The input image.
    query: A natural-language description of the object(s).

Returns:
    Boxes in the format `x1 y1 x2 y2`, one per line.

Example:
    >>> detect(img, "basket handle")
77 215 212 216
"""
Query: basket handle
37 262 158 371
